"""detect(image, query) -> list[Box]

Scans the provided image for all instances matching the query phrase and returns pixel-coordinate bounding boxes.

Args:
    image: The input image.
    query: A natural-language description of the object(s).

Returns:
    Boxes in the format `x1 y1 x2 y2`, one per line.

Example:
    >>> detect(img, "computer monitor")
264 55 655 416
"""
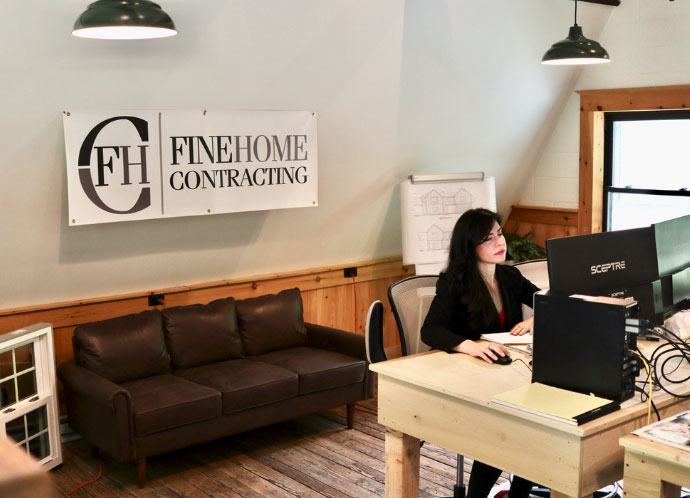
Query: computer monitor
546 213 690 324
654 213 690 277
654 214 690 312
546 226 659 296
672 267 690 309
546 226 665 322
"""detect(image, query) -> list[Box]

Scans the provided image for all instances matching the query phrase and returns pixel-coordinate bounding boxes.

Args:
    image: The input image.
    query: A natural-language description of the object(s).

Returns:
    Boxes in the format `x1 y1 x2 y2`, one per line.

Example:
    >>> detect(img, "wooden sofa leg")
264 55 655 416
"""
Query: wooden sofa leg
137 457 146 488
347 402 355 429
89 444 99 458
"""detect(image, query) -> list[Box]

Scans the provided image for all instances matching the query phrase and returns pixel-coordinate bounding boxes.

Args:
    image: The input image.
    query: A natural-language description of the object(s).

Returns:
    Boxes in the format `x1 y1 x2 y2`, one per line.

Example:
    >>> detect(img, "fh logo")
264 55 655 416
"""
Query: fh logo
78 116 151 214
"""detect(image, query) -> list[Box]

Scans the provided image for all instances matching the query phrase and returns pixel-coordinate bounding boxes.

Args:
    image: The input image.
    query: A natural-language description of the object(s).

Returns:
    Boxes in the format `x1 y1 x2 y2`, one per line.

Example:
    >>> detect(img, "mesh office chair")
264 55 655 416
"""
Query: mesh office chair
513 259 549 319
388 275 465 498
388 275 437 356
365 300 387 364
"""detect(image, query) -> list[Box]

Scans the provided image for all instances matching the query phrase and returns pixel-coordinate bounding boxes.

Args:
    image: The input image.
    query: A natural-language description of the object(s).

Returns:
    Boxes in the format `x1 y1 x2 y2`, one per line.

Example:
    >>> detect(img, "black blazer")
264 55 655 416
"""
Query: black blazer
421 264 539 352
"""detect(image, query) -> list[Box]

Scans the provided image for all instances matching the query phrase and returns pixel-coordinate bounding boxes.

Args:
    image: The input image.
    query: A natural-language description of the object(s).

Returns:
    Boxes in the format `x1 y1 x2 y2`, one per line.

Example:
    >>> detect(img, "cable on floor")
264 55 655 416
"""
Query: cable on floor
65 460 103 497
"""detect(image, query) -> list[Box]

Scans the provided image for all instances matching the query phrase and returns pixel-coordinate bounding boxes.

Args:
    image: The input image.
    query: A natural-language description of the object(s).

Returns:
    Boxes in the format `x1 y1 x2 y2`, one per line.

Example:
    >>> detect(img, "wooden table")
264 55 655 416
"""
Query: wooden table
369 349 690 498
620 434 690 498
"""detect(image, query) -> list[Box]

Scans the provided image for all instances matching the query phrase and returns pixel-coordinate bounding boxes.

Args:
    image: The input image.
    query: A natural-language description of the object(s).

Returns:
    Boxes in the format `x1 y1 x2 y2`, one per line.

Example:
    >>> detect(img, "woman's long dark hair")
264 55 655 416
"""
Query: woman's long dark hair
445 208 503 330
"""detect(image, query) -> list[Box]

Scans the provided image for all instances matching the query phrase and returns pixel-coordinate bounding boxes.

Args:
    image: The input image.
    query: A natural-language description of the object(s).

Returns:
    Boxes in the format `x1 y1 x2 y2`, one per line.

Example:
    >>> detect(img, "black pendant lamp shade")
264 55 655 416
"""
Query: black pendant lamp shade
542 0 610 65
73 0 177 40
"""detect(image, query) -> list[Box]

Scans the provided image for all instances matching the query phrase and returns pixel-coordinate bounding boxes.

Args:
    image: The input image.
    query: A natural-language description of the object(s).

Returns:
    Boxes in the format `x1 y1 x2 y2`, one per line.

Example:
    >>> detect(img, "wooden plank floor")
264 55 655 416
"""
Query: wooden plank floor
50 399 509 497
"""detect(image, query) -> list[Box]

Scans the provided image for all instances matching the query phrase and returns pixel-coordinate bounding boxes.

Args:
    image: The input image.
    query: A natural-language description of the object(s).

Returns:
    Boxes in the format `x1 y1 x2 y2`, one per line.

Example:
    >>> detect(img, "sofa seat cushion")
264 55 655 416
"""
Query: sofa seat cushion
175 359 298 414
250 347 366 395
120 374 221 437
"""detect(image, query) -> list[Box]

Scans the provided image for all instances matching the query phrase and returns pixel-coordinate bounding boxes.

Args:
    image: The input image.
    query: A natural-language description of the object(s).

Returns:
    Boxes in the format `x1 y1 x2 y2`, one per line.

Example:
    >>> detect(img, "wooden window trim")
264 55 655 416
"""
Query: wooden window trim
577 84 690 234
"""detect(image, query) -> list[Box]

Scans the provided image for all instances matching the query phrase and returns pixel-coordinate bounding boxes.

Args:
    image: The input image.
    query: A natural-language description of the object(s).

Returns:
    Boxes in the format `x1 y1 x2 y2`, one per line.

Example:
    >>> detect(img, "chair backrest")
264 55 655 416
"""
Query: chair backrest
513 259 549 319
388 275 438 356
365 300 387 363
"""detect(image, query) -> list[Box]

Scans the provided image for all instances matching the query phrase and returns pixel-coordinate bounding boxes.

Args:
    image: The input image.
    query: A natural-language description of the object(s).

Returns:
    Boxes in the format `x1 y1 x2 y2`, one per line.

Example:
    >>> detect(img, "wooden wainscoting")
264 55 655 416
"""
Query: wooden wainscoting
0 257 412 397
504 205 579 247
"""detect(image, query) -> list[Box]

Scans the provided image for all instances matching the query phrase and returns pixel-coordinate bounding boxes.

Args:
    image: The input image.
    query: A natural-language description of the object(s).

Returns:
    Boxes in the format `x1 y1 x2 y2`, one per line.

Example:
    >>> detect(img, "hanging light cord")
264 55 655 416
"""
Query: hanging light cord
574 0 579 26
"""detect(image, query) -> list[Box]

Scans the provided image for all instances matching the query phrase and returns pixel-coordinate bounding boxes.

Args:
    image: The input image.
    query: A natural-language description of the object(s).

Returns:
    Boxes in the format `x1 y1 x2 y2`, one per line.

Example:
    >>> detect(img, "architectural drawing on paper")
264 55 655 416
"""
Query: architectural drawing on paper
414 188 473 216
401 176 495 267
418 224 453 251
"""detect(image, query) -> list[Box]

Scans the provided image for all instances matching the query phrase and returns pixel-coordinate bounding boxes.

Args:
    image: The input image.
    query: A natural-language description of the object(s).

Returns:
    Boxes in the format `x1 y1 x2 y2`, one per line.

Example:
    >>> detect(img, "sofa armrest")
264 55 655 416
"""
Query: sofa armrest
305 323 366 360
306 323 374 399
57 361 134 461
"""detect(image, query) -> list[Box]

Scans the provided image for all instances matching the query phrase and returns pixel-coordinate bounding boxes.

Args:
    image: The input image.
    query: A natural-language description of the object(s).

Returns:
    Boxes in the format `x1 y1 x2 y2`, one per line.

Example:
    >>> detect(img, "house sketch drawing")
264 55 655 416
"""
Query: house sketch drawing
417 224 452 251
413 188 473 216
400 177 495 266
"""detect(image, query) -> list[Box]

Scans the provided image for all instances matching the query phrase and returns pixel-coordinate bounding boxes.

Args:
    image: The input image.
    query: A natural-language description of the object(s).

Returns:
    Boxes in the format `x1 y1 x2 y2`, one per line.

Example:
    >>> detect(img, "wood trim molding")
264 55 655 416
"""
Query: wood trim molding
0 257 413 384
0 256 411 333
504 205 579 247
577 85 690 234
507 205 578 227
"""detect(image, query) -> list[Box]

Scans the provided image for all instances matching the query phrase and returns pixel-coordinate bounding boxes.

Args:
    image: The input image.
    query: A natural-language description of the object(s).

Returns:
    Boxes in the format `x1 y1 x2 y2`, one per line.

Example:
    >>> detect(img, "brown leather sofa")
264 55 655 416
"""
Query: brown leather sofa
58 288 373 487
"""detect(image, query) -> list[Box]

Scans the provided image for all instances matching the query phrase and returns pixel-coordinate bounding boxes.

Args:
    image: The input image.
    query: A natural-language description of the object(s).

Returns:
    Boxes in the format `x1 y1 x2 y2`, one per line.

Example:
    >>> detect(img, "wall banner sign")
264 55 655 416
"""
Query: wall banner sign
63 110 318 225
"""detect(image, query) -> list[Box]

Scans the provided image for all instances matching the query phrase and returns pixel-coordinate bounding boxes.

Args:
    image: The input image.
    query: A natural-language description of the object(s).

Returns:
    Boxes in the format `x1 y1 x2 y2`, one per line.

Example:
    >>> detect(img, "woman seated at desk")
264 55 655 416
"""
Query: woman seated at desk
421 208 539 498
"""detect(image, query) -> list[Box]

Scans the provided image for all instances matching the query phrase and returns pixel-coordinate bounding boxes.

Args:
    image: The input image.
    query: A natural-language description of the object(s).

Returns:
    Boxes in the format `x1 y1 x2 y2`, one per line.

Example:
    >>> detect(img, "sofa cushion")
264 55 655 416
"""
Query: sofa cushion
175 359 298 414
236 288 308 355
162 297 243 369
250 347 366 395
73 310 170 383
120 374 221 436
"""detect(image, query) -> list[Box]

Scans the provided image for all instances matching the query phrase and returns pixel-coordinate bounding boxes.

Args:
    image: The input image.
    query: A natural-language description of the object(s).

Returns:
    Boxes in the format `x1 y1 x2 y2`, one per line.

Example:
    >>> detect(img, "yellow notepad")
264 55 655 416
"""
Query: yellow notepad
491 383 619 425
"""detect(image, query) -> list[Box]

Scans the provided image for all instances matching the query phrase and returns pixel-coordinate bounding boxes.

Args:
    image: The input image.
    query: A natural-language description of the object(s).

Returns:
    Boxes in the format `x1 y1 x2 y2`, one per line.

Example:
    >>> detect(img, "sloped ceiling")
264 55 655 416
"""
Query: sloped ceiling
396 0 612 216
0 0 614 307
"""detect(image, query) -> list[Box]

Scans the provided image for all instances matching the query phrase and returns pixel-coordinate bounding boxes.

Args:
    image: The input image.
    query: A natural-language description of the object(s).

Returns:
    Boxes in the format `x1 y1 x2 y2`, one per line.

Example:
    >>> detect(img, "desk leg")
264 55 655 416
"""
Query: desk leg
623 452 681 498
385 429 420 498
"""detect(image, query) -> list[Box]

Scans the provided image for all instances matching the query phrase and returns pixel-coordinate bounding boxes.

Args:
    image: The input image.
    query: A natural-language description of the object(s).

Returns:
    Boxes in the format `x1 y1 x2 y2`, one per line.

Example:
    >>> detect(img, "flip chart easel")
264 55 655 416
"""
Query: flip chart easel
400 172 496 275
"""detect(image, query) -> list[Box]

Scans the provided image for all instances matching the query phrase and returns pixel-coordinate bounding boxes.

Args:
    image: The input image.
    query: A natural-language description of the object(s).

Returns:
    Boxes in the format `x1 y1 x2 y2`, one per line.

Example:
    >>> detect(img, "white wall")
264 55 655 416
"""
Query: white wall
0 0 595 309
522 0 690 209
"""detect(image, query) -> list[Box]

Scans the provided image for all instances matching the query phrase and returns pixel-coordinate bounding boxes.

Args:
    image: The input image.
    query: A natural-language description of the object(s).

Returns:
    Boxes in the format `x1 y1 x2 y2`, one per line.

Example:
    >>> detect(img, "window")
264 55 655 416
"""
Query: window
604 110 690 231
0 324 62 470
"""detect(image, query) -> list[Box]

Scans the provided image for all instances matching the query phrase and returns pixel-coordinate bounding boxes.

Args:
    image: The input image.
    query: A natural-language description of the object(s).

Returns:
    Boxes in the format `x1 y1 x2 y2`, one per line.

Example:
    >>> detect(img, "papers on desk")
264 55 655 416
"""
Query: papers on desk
481 332 532 354
634 410 690 452
491 383 619 426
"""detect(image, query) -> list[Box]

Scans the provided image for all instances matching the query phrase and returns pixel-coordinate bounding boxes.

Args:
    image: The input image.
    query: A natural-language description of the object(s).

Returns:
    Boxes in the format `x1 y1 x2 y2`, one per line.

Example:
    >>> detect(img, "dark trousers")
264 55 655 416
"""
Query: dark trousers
466 461 534 498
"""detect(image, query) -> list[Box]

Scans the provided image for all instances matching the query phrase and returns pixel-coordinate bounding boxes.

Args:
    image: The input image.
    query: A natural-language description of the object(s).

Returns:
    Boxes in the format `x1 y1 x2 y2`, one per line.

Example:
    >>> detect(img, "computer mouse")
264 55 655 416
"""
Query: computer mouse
492 355 512 365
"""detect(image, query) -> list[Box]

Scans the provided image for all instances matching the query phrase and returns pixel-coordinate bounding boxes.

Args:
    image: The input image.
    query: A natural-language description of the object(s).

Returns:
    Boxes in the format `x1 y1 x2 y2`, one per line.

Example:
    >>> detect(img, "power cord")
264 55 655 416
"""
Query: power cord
629 350 653 425
630 320 690 400
633 386 661 421
65 460 103 496
351 275 358 333
512 358 532 372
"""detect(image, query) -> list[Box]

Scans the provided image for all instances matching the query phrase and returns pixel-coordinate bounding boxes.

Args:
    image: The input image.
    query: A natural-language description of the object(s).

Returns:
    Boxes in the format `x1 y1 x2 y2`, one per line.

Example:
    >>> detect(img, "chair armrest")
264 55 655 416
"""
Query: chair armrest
57 361 134 461
306 323 366 360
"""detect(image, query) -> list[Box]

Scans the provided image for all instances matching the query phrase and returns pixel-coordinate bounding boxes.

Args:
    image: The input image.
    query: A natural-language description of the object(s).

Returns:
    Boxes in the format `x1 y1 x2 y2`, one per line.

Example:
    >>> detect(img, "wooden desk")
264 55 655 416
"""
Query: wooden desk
370 349 690 498
620 434 690 498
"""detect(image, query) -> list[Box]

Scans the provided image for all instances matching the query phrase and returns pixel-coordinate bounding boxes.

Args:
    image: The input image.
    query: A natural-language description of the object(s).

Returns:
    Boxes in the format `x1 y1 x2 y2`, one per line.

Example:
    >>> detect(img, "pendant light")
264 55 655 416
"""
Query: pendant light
542 0 610 65
73 0 177 40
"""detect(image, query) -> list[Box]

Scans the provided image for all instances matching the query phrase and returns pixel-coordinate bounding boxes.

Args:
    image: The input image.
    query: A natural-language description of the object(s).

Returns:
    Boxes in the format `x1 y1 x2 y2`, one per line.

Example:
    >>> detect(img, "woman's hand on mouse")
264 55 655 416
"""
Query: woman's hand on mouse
454 339 508 364
509 317 533 336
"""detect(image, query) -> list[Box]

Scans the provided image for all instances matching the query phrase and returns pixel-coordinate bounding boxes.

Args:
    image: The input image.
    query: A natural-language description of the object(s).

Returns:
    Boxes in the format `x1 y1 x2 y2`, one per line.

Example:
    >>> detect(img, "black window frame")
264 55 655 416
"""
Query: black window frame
603 109 690 231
